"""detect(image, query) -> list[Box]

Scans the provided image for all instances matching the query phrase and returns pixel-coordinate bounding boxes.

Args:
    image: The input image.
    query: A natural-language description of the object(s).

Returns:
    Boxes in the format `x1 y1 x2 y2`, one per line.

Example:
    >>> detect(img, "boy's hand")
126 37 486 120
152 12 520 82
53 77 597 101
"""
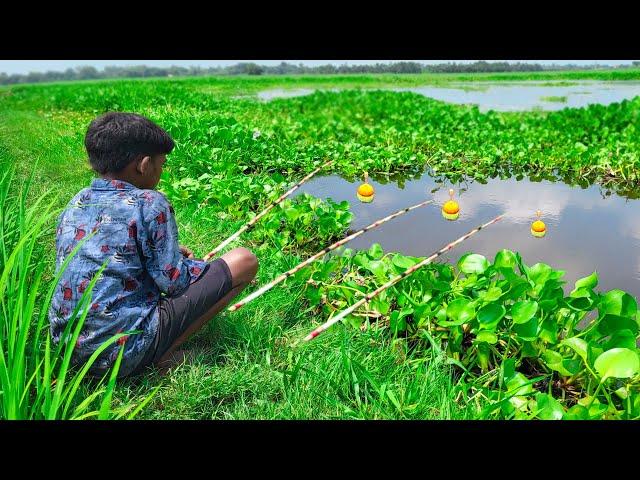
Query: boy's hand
179 245 195 259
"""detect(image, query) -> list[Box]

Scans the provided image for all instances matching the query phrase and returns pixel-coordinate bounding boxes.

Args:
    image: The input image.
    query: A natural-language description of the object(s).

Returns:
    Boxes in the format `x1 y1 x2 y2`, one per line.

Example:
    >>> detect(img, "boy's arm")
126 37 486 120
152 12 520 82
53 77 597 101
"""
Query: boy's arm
139 193 206 297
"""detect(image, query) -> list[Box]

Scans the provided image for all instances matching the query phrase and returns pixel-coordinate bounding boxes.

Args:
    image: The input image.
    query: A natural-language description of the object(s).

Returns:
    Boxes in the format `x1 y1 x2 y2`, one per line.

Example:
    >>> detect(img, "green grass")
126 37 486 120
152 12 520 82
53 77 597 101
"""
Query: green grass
0 161 156 419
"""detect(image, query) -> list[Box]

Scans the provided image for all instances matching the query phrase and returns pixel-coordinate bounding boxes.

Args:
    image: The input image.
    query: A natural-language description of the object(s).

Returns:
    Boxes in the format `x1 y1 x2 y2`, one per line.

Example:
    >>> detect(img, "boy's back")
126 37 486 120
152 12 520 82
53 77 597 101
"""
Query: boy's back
51 178 207 376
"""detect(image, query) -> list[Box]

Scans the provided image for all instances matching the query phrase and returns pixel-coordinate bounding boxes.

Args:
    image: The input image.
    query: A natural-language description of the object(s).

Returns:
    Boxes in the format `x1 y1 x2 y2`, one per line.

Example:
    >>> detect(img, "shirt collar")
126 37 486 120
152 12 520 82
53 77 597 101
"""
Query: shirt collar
90 178 138 191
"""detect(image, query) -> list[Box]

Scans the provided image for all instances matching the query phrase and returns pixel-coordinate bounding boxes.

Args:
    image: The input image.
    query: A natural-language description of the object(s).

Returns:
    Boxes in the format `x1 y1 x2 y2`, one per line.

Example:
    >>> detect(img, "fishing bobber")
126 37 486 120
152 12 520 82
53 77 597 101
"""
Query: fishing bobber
357 172 375 203
442 189 460 221
531 210 546 238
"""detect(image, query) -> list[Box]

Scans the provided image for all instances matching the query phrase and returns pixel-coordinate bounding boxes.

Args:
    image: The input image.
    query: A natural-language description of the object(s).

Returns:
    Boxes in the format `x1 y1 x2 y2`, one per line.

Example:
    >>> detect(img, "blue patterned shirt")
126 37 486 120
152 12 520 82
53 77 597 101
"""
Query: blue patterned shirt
49 178 208 377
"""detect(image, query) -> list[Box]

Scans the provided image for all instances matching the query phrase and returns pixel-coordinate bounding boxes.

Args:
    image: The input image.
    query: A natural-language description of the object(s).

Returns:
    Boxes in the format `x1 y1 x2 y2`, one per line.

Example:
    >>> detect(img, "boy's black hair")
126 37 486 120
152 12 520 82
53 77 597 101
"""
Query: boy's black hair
85 112 175 174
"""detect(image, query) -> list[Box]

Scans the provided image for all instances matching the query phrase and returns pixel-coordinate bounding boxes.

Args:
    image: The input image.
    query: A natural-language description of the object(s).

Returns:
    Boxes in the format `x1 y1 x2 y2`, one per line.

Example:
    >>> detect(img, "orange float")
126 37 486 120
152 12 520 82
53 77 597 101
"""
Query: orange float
442 189 460 220
357 172 375 203
531 210 546 238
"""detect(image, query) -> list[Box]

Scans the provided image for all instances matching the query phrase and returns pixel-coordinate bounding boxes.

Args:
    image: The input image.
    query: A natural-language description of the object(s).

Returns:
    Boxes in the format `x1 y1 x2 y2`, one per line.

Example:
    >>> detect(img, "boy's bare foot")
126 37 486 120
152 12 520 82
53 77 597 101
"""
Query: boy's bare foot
156 349 191 376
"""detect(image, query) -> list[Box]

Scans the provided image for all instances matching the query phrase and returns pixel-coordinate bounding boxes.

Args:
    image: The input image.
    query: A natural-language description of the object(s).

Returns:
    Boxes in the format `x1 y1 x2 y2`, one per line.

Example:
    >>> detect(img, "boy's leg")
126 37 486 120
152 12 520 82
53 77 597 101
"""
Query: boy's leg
155 247 258 366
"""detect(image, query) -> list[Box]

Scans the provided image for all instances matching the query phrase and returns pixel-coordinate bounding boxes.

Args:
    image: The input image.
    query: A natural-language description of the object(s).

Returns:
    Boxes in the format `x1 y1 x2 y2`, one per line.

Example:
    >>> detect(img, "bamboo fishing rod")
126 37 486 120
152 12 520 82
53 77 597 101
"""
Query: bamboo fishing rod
228 198 435 312
203 160 333 261
299 213 505 343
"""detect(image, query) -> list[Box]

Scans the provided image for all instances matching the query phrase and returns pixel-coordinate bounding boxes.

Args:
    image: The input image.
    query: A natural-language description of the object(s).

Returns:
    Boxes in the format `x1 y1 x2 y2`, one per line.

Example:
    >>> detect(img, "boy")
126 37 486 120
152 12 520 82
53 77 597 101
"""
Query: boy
49 112 258 378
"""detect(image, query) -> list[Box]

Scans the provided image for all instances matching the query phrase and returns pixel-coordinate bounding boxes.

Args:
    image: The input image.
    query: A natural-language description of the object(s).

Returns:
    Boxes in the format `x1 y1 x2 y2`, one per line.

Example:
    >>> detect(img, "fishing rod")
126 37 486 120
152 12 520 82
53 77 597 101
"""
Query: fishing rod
203 159 333 261
299 213 505 343
228 198 434 312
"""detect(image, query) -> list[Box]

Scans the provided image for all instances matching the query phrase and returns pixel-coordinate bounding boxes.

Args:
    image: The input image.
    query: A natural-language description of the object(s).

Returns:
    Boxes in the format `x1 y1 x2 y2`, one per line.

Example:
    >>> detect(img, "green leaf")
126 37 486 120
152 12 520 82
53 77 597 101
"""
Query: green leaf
615 386 629 400
494 249 517 270
445 298 476 326
482 286 503 302
561 337 588 363
392 254 418 271
414 304 433 327
521 341 538 358
567 291 594 311
501 279 531 301
501 358 516 385
543 350 581 376
353 252 371 269
573 271 598 291
598 314 639 336
562 359 582 375
535 393 564 420
569 286 593 299
367 243 384 260
458 253 489 275
475 330 498 344
513 317 538 341
587 343 605 368
371 297 390 315
594 348 640 381
605 330 638 350
497 266 519 282
631 394 640 418
390 309 412 334
599 290 638 318
539 317 559 344
563 404 589 420
511 300 538 324
574 141 588 152
587 402 608 419
477 303 506 330
528 263 552 289
506 373 535 396
365 260 387 280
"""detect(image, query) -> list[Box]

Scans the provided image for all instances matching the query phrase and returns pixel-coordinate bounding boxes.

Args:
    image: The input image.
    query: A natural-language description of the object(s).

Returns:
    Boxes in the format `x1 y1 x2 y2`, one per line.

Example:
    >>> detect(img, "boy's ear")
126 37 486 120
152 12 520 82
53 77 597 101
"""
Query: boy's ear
137 156 152 175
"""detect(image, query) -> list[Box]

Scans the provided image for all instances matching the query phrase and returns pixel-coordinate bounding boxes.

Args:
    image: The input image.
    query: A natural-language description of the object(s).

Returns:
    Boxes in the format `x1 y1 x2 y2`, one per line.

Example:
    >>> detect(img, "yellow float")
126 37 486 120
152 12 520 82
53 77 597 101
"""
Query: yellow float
442 188 460 220
357 172 375 203
531 210 546 238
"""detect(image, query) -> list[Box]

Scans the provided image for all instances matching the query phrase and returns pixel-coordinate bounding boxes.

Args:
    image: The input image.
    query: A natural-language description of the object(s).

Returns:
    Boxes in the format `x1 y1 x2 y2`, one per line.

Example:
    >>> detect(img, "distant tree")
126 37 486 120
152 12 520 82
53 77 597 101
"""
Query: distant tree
75 66 99 79
0 60 622 85
245 63 264 75
229 63 264 75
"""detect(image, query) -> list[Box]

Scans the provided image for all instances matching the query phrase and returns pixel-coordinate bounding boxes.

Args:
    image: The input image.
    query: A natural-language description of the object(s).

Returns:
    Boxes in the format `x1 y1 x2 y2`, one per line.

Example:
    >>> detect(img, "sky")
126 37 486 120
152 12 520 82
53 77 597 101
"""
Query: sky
0 60 636 75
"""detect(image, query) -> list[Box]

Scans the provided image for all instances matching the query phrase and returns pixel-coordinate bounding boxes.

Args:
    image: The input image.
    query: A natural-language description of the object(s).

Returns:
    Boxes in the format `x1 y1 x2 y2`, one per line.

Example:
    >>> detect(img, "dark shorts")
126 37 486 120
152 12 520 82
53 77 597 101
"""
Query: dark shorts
130 258 233 376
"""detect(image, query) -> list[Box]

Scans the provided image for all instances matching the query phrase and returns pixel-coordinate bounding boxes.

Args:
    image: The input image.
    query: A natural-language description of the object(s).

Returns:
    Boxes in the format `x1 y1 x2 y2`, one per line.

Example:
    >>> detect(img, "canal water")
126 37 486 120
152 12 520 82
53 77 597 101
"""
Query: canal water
258 81 640 111
294 172 640 300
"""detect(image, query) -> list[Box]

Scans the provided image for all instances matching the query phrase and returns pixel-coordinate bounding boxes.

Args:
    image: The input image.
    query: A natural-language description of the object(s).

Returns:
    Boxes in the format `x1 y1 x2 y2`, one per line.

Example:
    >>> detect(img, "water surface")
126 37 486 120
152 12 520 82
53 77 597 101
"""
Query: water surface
258 81 640 111
294 173 640 300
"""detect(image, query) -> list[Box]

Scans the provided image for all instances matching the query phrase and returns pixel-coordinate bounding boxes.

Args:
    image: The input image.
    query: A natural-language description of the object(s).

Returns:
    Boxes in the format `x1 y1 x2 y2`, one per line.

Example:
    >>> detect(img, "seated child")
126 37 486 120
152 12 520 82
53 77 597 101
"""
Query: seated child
49 112 258 378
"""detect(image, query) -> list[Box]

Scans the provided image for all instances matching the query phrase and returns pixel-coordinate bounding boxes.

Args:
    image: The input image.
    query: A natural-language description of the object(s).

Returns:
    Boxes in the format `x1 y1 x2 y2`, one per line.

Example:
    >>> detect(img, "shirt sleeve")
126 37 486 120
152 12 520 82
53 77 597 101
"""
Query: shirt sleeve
138 191 208 297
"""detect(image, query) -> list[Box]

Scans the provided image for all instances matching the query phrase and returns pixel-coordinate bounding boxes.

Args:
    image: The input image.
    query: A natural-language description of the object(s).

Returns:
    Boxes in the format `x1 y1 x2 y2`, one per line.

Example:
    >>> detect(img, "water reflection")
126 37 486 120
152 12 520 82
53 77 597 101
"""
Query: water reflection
256 81 640 111
257 88 316 101
395 81 640 111
294 173 640 301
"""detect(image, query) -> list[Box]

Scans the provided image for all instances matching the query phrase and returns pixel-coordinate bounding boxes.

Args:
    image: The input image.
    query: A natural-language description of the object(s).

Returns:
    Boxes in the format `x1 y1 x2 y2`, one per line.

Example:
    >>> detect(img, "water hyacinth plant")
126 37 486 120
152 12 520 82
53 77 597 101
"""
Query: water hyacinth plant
300 245 640 419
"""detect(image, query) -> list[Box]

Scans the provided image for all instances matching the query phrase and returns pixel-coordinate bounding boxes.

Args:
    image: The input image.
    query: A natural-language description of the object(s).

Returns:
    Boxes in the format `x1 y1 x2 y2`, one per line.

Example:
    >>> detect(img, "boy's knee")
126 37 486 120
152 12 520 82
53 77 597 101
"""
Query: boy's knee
225 247 258 283
238 248 258 277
